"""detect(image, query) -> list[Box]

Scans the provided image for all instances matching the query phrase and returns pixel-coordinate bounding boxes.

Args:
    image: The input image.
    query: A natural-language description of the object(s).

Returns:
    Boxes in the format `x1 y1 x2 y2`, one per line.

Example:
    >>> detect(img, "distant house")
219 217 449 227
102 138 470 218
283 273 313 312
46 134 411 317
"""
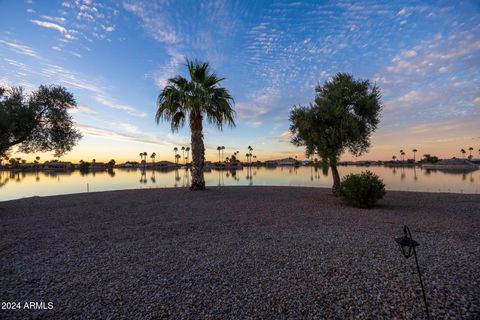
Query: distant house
43 161 72 170
18 162 39 170
422 159 478 171
155 161 177 168
277 157 297 166
121 162 136 168
265 160 278 167
90 162 106 171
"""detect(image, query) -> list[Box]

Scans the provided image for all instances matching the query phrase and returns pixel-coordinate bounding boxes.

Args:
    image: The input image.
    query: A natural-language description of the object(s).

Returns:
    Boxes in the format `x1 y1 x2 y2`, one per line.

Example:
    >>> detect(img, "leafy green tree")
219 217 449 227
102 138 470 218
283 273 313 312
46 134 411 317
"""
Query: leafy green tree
156 59 235 190
0 85 82 157
289 73 382 193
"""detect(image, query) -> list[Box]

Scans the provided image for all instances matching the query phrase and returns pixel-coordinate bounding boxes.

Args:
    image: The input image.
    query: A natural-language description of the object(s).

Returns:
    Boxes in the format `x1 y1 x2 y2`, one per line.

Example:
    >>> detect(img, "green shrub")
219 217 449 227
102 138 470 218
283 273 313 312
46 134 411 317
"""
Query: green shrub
337 171 386 208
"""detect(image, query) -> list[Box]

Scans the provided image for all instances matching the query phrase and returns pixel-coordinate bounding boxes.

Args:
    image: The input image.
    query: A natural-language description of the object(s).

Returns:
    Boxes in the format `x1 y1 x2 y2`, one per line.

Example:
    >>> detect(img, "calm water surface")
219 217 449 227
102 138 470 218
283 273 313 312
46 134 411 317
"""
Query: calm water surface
1 165 479 201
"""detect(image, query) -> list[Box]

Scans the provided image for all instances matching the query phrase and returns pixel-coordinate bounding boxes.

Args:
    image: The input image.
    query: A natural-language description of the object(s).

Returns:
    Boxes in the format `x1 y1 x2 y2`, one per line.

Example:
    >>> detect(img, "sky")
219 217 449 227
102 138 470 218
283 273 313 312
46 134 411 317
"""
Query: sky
0 0 479 163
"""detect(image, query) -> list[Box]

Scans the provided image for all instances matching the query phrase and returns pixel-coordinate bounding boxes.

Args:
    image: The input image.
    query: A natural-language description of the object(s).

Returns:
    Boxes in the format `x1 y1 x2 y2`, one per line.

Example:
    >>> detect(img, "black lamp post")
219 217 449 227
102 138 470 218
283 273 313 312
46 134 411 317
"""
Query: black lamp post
395 225 430 320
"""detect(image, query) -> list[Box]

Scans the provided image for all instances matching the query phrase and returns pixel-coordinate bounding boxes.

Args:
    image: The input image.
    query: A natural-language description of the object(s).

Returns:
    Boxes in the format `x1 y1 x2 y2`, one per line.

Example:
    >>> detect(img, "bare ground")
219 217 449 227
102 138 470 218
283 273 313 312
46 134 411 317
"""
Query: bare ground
1 186 479 319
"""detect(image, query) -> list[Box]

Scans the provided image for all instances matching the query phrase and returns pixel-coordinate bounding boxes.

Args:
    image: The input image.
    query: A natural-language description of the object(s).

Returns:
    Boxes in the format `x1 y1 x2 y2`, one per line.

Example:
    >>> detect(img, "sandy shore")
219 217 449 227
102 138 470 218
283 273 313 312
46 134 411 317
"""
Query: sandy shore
1 187 479 319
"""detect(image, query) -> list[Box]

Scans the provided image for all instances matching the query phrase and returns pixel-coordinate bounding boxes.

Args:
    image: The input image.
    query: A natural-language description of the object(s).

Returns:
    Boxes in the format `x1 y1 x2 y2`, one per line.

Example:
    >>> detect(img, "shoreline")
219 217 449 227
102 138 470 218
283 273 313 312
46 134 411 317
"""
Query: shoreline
1 186 479 318
2 184 479 203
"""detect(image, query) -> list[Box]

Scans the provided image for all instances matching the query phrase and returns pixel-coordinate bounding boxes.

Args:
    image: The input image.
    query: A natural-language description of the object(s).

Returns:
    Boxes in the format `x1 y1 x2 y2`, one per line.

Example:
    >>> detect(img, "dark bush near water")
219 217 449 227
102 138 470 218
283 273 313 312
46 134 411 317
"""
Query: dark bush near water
337 171 386 208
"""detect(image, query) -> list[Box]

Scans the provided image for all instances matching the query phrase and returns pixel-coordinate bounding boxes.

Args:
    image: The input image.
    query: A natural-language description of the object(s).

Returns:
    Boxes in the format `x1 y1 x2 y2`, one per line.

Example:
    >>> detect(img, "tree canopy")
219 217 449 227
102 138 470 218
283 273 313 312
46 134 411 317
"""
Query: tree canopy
289 73 382 192
0 85 82 157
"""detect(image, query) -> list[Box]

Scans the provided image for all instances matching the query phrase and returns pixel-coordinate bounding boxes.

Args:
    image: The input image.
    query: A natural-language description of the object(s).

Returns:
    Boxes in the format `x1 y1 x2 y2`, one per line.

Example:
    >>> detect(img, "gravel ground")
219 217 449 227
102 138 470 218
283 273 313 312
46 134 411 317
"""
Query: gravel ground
1 186 479 319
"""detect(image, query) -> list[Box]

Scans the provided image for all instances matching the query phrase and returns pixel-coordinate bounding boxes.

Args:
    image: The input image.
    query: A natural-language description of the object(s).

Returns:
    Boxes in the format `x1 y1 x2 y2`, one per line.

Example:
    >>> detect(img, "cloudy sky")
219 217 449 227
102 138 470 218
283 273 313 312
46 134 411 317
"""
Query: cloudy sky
1 0 479 162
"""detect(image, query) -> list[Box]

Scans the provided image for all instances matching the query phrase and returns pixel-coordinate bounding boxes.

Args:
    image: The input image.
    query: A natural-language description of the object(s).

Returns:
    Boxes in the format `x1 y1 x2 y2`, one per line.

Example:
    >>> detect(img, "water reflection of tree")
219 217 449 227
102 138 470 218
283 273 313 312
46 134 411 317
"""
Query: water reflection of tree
140 169 147 184
174 169 180 187
108 169 116 177
150 169 155 183
0 171 11 188
246 166 254 185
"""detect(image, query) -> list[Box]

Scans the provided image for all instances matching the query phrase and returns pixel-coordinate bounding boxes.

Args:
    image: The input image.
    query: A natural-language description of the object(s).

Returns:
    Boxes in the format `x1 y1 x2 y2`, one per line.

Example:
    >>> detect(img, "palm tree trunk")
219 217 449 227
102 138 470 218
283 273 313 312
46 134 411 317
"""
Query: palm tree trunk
190 111 205 190
330 163 340 195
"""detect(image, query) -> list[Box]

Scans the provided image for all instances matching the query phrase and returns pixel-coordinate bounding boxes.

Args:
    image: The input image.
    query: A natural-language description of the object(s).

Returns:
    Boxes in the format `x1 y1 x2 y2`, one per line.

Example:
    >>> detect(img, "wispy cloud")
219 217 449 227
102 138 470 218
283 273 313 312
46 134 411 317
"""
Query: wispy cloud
153 48 185 89
122 2 178 44
76 123 183 147
0 40 38 57
95 96 147 117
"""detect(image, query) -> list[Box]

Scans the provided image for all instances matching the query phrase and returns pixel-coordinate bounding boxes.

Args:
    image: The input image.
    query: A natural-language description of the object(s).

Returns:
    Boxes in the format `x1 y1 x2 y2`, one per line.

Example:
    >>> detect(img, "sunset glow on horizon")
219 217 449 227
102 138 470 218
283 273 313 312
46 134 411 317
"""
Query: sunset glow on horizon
1 1 479 163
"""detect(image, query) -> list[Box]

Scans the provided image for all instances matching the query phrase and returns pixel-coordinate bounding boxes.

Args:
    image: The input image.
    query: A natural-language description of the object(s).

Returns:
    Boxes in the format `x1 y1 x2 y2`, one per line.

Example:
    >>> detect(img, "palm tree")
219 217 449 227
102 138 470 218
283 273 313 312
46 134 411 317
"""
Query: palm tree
392 155 396 161
461 149 466 159
468 147 473 159
399 149 404 161
221 146 225 162
150 152 156 167
175 154 181 164
181 146 185 163
412 149 417 162
248 146 253 164
217 146 222 162
185 147 190 164
401 150 405 162
156 59 235 190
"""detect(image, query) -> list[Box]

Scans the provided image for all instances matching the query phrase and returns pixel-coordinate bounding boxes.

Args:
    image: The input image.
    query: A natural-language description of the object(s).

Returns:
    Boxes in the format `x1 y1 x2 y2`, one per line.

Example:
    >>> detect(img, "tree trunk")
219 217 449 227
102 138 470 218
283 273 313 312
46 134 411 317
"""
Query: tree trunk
190 111 205 190
330 163 340 195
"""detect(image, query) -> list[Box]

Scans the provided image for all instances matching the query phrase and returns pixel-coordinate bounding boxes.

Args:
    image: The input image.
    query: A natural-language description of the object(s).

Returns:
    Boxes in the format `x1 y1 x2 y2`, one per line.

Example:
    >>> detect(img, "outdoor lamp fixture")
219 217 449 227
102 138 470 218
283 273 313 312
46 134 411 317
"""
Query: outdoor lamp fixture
395 225 430 320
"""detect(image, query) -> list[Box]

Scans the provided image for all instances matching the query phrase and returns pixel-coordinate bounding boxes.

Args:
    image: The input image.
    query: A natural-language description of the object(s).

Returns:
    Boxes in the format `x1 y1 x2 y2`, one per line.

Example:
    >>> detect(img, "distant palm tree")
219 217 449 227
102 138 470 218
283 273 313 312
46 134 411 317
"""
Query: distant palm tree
221 146 225 162
401 150 405 161
139 152 143 163
185 147 190 164
217 146 222 162
468 147 473 159
181 146 185 163
460 149 466 159
156 59 235 190
392 155 396 161
412 149 417 162
174 147 178 164
248 146 253 164
150 152 156 167
399 149 404 161
175 154 181 164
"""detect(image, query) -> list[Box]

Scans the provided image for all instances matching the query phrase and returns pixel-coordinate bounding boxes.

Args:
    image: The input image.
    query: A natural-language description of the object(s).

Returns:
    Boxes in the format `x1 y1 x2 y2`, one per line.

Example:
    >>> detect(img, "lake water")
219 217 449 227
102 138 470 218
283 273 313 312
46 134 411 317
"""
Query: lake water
1 165 479 201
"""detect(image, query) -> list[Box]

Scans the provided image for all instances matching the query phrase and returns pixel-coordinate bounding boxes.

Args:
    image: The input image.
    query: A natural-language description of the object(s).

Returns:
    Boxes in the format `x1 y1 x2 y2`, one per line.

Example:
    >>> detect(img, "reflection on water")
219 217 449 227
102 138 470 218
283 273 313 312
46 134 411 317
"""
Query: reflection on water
1 165 479 201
